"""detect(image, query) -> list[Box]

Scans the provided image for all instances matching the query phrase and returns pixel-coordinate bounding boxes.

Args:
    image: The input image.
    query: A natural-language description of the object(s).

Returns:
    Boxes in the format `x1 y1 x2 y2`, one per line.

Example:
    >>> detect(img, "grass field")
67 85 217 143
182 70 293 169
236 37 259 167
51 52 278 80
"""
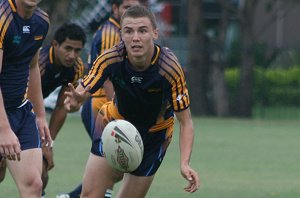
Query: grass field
1 114 300 198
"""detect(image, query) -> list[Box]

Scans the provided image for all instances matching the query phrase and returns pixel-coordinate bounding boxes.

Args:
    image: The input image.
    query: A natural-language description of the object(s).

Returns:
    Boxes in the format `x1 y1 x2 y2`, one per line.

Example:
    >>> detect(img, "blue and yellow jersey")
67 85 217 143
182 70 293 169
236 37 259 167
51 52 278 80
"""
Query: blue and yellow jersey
82 41 190 132
0 0 49 110
88 17 121 98
39 45 84 98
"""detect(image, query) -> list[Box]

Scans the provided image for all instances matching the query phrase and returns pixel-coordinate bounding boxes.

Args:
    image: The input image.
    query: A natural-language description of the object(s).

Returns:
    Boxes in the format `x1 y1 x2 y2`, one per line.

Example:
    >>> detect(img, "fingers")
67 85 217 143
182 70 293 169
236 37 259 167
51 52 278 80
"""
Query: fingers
1 143 21 161
43 148 54 170
183 169 200 193
84 85 91 94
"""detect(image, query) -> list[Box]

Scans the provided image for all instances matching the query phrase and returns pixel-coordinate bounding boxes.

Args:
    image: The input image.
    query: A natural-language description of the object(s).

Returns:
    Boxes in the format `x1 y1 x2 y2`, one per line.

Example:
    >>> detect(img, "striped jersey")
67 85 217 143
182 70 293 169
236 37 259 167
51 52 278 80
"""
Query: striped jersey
39 45 84 98
82 41 190 131
88 17 121 98
0 0 49 110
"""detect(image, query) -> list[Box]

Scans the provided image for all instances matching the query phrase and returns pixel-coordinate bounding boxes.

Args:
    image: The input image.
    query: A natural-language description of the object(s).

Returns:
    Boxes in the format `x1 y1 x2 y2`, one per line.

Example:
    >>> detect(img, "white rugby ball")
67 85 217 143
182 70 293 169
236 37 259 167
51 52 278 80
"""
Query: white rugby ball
102 119 144 172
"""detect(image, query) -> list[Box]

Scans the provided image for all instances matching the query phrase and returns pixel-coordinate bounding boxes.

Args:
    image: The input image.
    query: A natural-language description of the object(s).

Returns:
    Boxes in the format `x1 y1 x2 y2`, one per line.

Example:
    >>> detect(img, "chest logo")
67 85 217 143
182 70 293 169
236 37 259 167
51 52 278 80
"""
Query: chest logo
23 26 30 34
12 35 21 44
131 76 143 84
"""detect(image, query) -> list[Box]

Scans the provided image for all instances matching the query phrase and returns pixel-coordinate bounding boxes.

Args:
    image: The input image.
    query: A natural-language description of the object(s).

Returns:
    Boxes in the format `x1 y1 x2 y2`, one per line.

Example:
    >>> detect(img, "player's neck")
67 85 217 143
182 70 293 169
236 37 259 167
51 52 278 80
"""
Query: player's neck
128 46 154 71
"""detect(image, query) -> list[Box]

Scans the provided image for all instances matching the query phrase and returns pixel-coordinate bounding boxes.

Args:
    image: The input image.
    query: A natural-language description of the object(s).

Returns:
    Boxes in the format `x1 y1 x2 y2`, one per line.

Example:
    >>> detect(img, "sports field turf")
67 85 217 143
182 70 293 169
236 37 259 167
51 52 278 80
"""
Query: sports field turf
1 114 300 197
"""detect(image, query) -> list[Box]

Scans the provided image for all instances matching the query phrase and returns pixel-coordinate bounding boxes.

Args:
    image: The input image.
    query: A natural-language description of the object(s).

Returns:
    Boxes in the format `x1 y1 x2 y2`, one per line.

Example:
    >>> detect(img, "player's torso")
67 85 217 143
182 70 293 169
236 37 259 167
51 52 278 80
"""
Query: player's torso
110 48 173 129
0 0 49 109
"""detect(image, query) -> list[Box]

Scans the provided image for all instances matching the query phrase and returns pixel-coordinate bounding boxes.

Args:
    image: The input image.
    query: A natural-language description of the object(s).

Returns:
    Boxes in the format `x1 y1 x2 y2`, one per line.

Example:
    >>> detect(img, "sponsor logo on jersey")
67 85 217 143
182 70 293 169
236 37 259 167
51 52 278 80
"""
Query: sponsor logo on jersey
34 35 44 40
23 26 30 34
131 76 143 83
54 73 60 78
12 35 21 44
176 93 188 101
147 88 161 92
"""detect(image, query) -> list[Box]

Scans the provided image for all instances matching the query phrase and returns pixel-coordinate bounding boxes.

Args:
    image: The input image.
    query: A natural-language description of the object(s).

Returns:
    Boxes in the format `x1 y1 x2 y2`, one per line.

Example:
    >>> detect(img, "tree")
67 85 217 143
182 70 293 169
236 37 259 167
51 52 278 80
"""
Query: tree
186 0 211 115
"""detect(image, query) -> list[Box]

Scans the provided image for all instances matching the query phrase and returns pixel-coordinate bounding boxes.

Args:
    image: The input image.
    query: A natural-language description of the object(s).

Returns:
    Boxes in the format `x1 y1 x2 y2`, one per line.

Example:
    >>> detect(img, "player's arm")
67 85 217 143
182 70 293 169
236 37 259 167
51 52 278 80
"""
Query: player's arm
0 49 21 161
103 80 114 100
175 108 200 193
27 49 52 146
43 86 69 170
49 86 69 140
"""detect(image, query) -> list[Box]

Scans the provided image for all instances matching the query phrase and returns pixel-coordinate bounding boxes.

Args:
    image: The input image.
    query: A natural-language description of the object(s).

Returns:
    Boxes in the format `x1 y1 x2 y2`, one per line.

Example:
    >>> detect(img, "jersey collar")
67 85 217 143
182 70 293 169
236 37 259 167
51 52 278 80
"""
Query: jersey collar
49 46 54 64
151 44 160 65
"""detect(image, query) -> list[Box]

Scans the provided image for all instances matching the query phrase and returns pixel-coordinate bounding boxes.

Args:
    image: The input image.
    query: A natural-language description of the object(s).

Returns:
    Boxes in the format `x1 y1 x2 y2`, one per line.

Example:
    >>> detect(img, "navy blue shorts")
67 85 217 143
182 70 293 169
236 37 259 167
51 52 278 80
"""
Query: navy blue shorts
91 126 173 177
6 101 41 151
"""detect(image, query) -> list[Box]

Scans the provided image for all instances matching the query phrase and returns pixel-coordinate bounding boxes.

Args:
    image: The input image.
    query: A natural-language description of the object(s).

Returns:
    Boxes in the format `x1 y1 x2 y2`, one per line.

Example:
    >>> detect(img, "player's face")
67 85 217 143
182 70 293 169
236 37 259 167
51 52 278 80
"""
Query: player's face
53 38 83 68
17 0 40 8
114 0 140 20
121 17 158 65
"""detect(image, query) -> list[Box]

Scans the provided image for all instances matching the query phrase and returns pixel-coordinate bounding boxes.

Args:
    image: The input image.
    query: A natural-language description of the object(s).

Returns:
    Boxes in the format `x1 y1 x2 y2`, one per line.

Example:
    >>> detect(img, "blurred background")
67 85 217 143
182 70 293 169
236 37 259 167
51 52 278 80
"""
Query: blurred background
40 0 300 120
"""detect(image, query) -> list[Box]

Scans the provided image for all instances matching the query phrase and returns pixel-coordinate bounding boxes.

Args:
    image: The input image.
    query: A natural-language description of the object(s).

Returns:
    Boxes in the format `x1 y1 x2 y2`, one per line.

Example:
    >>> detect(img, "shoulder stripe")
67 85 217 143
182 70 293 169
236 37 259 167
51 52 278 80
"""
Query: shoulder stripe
109 17 121 29
72 58 85 84
8 0 16 12
159 49 189 110
101 24 120 54
83 48 122 88
38 48 49 77
0 4 13 49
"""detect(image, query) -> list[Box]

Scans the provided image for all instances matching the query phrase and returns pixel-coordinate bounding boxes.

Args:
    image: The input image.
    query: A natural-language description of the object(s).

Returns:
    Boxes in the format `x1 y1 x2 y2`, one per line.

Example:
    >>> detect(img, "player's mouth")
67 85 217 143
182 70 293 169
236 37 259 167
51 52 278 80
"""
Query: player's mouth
131 45 142 51
65 60 74 66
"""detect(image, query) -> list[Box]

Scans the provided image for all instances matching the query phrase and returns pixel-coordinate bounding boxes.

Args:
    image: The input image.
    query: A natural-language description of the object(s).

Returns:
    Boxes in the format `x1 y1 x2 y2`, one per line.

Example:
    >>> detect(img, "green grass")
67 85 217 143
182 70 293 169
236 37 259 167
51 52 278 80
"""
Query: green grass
1 115 300 197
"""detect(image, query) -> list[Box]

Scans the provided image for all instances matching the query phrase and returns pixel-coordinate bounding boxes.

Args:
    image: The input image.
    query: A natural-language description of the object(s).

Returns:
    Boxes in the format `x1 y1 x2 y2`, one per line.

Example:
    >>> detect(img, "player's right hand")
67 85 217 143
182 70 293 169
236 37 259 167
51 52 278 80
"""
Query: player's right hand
64 83 90 112
0 129 21 161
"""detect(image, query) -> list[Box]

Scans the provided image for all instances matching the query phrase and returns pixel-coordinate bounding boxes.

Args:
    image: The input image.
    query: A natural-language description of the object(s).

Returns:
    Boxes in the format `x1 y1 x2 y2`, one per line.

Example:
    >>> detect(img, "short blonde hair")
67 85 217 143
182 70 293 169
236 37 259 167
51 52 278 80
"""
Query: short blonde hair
121 5 157 29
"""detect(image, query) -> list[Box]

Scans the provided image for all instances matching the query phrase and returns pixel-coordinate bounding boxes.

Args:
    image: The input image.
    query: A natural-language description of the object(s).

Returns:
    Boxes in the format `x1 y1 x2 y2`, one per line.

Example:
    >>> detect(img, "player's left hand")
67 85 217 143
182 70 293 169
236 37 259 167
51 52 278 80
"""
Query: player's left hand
181 163 200 193
36 117 52 148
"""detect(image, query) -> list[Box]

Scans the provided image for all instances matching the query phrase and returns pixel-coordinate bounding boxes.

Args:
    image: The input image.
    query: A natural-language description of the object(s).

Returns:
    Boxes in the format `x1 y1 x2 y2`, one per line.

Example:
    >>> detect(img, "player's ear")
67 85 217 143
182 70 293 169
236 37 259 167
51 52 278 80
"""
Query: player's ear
153 28 159 40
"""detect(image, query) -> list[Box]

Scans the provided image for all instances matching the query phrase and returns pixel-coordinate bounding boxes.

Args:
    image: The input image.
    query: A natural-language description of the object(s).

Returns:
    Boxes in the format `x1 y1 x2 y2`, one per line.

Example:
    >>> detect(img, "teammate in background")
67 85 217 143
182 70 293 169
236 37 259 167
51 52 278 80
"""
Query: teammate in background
39 23 86 197
0 0 52 197
58 1 140 198
64 5 200 198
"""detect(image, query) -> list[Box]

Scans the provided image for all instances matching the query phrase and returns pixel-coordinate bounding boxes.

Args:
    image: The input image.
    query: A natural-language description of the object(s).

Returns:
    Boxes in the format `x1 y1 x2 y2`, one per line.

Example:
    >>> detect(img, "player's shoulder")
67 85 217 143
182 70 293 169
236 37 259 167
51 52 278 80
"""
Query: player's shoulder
74 57 84 72
34 7 50 26
0 0 14 29
157 45 183 73
39 45 51 64
94 17 120 37
95 41 125 66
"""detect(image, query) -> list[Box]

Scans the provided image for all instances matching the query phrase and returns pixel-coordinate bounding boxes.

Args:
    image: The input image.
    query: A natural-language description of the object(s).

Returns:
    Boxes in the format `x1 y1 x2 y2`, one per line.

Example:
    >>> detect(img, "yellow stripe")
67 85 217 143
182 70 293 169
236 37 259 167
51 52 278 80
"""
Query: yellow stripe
49 46 54 64
8 0 16 12
0 14 13 49
151 45 160 65
83 49 122 90
109 17 121 29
